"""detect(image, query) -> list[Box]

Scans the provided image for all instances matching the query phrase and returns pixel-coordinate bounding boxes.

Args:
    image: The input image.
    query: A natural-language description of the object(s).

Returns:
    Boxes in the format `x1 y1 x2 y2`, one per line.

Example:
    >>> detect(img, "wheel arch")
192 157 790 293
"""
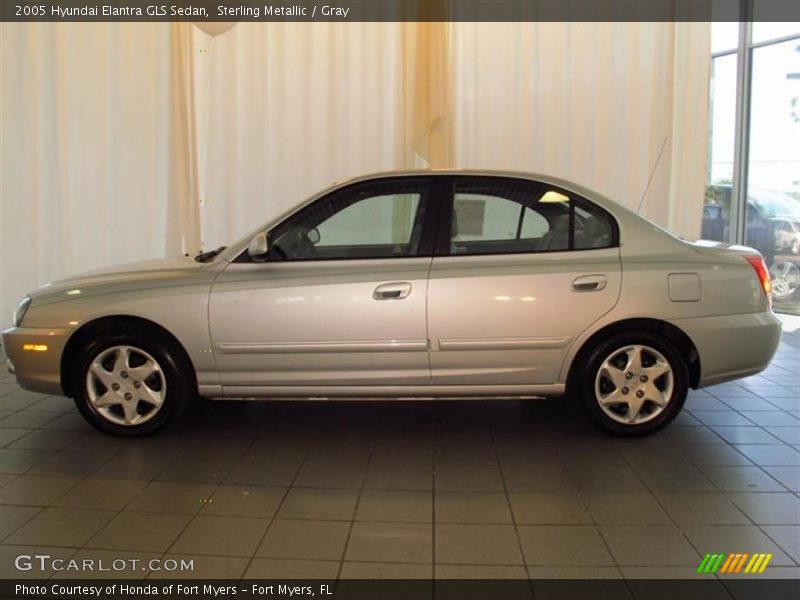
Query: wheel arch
60 315 198 398
565 318 701 397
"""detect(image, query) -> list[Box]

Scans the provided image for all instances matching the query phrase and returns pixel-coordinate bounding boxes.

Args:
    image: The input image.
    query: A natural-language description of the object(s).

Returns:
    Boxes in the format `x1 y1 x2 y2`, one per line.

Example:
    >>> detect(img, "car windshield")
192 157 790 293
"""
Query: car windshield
749 189 800 219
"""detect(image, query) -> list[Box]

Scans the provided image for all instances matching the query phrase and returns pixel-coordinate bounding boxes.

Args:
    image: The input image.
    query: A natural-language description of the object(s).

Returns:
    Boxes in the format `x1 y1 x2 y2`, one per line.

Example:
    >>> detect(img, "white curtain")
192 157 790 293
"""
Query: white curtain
194 23 406 249
451 22 710 238
0 22 199 327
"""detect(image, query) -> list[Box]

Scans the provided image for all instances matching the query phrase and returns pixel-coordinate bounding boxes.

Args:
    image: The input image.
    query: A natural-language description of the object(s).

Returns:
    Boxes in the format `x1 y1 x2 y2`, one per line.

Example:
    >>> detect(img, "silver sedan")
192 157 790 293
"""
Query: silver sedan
3 171 782 436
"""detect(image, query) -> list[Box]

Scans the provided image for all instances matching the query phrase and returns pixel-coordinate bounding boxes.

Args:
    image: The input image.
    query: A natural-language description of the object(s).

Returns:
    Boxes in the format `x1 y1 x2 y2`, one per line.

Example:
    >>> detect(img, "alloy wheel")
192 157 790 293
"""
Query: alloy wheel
769 260 800 298
594 344 675 425
85 345 166 426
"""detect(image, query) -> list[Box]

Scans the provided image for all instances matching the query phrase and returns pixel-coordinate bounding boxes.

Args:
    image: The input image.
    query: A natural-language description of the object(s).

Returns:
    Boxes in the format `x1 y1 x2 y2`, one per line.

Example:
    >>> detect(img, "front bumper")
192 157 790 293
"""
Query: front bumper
670 311 782 388
2 326 71 395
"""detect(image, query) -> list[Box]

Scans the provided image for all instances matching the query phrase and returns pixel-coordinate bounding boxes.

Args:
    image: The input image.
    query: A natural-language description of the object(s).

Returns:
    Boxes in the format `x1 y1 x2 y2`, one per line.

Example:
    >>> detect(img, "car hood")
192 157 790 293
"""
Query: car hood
29 256 206 302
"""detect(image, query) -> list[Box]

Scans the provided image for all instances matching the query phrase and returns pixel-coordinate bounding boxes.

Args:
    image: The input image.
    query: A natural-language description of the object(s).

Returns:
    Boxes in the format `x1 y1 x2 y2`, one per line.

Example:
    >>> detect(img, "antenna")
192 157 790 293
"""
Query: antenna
637 136 669 214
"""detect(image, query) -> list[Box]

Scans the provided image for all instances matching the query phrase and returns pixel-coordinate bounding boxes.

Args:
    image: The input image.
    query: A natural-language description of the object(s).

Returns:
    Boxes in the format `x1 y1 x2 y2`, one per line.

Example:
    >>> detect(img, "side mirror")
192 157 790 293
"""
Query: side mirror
247 232 269 261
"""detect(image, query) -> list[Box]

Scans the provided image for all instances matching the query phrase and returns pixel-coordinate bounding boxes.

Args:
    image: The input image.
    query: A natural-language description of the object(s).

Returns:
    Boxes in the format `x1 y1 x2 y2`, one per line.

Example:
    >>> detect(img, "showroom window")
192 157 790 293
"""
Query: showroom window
448 179 615 256
269 180 428 261
704 14 800 313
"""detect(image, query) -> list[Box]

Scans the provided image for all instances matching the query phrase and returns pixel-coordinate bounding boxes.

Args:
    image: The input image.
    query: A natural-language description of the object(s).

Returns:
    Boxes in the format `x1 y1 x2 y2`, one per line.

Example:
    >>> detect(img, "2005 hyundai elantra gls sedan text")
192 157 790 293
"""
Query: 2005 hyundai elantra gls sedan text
3 171 782 436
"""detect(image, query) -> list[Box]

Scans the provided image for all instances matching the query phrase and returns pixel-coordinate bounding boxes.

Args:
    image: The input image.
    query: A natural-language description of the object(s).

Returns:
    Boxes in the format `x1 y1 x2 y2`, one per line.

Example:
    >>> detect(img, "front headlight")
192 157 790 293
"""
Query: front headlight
13 296 31 327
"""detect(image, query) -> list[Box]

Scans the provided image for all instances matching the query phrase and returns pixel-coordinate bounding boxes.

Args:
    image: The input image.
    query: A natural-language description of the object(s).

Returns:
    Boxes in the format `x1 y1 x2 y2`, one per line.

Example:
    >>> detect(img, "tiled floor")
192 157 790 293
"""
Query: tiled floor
0 329 798 582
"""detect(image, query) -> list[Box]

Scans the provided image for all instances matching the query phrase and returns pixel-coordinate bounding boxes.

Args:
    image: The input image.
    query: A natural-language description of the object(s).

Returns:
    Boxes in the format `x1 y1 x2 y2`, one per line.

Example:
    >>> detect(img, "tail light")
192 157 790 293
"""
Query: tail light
745 255 772 308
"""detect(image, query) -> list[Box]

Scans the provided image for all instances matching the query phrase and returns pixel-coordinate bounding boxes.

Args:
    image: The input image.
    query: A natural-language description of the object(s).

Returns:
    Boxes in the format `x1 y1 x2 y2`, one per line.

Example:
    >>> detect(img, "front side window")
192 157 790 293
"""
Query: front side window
447 179 615 256
269 180 428 261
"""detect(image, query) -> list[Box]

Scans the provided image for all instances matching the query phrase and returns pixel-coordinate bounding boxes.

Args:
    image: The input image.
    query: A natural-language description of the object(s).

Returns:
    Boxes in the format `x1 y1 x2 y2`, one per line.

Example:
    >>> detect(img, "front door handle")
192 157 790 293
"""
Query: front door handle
572 275 608 292
373 282 412 300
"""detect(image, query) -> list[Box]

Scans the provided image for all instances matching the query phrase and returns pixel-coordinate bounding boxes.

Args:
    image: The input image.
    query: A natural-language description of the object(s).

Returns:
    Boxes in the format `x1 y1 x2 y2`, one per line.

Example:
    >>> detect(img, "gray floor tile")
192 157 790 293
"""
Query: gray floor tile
171 515 269 557
760 525 800 563
8 429 83 450
436 523 522 565
518 525 613 566
732 444 800 467
6 507 114 546
762 466 800 492
656 492 749 525
634 463 716 493
340 561 432 579
436 564 528 578
277 487 358 520
155 457 237 483
567 465 647 493
127 481 217 514
502 464 577 493
294 458 366 489
347 522 432 563
0 428 34 446
584 492 671 525
27 451 112 477
435 491 512 524
355 490 432 522
244 558 340 579
203 485 285 518
708 426 782 445
700 465 788 492
0 475 80 506
0 449 52 474
435 464 504 492
600 525 700 566
53 478 148 510
509 492 593 525
256 519 349 560
658 426 726 445
363 462 433 491
87 511 191 552
767 427 800 445
674 444 753 466
225 459 301 487
92 453 164 481
739 411 800 427
728 493 800 525
689 411 755 427
0 505 41 539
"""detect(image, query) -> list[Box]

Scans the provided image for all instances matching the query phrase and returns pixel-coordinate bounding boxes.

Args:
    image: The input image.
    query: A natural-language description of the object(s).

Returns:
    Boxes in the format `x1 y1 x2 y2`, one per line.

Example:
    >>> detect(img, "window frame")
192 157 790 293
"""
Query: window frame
433 176 620 258
235 176 443 263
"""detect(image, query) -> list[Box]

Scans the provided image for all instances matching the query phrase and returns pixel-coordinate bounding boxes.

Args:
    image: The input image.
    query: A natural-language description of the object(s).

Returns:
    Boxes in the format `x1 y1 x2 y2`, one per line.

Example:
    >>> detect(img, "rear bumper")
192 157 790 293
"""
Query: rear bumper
669 312 782 388
2 326 70 395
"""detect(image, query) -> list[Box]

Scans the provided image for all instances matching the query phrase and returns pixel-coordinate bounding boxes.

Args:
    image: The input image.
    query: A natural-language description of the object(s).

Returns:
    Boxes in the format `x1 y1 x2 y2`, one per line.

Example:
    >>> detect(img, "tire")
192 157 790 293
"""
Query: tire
580 331 688 437
71 331 192 436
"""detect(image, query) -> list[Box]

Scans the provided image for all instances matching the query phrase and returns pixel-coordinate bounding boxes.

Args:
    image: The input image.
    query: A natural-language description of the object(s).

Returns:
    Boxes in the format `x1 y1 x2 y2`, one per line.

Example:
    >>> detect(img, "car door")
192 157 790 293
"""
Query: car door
427 176 622 386
208 177 435 393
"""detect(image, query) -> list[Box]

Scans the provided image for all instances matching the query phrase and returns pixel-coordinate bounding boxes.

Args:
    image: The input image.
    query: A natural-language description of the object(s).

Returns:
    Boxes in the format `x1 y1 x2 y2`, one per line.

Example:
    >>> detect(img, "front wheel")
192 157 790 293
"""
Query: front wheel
72 333 191 436
580 332 688 437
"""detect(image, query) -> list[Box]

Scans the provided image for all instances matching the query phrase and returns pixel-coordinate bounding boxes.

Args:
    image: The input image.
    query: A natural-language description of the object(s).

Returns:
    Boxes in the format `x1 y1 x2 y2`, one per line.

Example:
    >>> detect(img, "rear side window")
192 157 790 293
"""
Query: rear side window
446 178 616 256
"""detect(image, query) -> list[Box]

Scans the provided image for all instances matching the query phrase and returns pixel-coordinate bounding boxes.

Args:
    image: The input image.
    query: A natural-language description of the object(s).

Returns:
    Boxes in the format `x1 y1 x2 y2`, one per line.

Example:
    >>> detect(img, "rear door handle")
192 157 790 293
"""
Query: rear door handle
373 282 412 300
572 275 608 292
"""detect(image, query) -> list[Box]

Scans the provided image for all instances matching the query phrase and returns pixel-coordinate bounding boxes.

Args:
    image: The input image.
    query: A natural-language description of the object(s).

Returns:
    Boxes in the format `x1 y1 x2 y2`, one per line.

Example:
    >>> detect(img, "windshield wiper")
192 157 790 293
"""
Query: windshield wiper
194 246 226 263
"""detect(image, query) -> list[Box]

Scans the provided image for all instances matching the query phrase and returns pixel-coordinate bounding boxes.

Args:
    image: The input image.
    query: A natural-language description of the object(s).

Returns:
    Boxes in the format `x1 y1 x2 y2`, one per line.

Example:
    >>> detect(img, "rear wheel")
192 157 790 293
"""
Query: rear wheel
580 332 688 437
72 332 191 436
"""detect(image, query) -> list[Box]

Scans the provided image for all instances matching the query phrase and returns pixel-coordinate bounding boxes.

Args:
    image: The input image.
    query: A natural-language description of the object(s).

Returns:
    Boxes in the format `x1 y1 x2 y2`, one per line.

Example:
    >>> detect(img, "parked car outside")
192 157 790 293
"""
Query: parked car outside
773 217 800 255
4 171 782 437
703 184 800 305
